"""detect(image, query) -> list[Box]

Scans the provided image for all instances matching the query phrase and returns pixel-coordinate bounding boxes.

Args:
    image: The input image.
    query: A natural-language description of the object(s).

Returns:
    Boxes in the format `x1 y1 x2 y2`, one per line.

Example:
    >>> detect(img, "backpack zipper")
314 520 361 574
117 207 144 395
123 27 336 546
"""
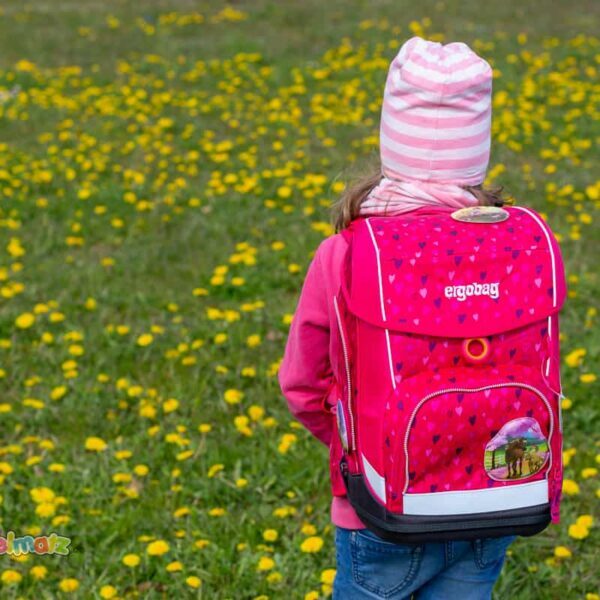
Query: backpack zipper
333 295 356 451
402 382 554 494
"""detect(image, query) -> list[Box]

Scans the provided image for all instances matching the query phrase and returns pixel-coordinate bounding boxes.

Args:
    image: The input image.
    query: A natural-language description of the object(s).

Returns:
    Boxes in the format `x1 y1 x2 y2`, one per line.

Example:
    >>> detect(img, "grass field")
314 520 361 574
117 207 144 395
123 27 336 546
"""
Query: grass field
0 1 598 598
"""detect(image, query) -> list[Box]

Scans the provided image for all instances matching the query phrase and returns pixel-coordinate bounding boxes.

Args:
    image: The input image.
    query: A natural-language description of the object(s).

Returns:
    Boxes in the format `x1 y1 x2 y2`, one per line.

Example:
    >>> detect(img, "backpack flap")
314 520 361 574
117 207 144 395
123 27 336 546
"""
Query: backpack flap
342 207 566 338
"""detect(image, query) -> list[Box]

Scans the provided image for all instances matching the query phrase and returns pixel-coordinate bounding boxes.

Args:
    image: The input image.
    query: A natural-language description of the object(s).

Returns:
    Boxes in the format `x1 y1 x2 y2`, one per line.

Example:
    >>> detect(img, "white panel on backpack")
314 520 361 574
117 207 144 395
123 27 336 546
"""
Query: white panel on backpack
362 453 386 504
403 479 548 516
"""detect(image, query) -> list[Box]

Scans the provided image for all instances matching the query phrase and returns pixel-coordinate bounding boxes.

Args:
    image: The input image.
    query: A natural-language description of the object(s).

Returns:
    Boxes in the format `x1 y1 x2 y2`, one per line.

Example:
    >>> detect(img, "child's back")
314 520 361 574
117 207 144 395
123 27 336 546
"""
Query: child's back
279 36 566 600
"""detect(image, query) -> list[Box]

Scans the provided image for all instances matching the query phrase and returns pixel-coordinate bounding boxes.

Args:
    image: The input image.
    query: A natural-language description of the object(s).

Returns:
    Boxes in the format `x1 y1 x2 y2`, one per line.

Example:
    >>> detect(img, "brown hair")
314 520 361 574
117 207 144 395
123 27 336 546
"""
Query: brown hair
332 166 507 232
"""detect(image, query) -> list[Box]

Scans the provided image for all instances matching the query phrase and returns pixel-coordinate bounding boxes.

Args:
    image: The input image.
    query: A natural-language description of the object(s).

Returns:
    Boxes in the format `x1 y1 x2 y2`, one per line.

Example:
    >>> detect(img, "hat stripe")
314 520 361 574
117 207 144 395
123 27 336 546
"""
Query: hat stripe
388 78 492 107
380 120 491 153
381 156 490 185
382 103 491 129
402 52 484 74
384 89 492 118
380 111 490 141
381 128 491 160
381 141 491 171
400 67 493 95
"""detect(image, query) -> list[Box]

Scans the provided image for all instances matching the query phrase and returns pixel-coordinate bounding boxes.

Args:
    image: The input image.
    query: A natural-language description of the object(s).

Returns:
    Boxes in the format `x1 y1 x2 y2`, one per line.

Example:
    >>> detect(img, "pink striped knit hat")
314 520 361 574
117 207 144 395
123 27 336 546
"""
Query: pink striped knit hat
380 36 493 186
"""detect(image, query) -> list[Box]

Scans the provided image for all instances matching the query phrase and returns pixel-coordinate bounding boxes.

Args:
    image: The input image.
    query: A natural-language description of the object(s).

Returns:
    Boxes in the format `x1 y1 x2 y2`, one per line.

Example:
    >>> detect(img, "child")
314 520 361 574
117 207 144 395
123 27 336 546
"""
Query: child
279 37 517 599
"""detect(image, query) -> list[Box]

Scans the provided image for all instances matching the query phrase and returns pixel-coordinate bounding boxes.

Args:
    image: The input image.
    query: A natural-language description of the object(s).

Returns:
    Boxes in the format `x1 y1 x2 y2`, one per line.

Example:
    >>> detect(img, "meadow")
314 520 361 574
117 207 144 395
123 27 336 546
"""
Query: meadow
0 1 598 598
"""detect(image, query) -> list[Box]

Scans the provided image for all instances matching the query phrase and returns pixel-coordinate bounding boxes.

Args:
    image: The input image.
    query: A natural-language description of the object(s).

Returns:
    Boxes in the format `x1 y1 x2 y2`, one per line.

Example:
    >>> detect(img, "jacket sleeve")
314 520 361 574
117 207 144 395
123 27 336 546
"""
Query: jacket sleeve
278 248 334 446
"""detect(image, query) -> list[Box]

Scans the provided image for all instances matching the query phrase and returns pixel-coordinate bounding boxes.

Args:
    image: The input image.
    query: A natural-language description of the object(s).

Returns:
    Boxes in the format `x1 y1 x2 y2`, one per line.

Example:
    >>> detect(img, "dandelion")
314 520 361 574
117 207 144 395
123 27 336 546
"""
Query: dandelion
208 507 226 517
257 556 275 571
246 334 261 347
224 389 244 404
300 536 324 553
146 540 170 556
207 464 224 478
58 578 80 593
554 546 572 558
163 398 179 413
122 554 141 567
137 333 154 346
301 523 317 536
263 529 278 542
267 571 283 584
576 515 594 528
568 523 589 540
564 348 585 367
99 585 118 599
186 576 202 588
85 437 108 452
562 479 580 495
1 570 22 585
15 312 35 329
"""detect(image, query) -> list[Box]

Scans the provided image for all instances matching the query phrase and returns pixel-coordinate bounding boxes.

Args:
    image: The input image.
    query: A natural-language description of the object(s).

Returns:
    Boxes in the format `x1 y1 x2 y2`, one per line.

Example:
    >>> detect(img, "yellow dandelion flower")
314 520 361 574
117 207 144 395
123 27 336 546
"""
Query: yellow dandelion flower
207 464 224 478
30 487 55 504
147 540 170 556
122 554 141 567
186 576 202 588
1 569 22 584
50 386 67 401
15 312 35 329
29 565 48 580
224 389 244 404
85 437 107 452
257 556 275 571
562 479 579 495
137 333 154 346
576 515 594 528
263 529 278 542
554 546 572 558
58 578 80 592
99 585 118 599
300 536 324 553
564 348 585 368
246 334 261 348
208 507 226 517
163 398 179 413
166 561 183 572
568 523 589 540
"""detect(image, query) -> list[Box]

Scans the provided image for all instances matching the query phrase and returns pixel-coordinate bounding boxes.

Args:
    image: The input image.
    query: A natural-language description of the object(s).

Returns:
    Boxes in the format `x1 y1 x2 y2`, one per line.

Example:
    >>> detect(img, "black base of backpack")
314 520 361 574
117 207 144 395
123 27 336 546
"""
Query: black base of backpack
342 465 551 544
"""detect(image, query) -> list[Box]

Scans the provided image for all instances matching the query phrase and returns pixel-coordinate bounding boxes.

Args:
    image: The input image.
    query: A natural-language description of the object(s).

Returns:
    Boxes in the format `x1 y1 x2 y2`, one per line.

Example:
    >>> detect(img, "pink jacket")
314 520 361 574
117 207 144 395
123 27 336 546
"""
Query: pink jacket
278 233 365 529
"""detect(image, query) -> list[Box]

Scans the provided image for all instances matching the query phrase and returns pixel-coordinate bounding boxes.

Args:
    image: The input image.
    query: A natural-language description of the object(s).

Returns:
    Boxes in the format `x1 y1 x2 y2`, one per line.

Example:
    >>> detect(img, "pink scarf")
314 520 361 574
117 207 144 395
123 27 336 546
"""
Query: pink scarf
359 177 479 216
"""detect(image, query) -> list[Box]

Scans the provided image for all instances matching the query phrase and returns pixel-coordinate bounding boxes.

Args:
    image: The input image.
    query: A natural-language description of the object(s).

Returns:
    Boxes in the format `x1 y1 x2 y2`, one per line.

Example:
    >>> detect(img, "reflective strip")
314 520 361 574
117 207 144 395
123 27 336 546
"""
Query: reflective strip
403 479 548 515
365 218 387 322
362 453 386 504
385 329 397 389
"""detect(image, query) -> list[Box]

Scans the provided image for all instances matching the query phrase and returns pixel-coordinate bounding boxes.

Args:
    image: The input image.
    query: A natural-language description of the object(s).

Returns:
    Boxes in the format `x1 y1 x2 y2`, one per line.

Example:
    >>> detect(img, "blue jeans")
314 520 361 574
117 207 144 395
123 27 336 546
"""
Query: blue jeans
334 527 516 599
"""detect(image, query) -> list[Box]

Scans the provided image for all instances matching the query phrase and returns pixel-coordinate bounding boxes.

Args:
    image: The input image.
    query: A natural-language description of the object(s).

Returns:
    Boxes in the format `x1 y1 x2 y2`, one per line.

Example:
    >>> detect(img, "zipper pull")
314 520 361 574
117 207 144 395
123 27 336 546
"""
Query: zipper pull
340 458 349 478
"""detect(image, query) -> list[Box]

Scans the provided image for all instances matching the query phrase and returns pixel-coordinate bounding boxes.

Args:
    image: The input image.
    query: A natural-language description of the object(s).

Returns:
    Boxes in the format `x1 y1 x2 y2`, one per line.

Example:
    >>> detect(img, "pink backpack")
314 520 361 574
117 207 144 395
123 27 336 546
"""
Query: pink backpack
331 205 567 542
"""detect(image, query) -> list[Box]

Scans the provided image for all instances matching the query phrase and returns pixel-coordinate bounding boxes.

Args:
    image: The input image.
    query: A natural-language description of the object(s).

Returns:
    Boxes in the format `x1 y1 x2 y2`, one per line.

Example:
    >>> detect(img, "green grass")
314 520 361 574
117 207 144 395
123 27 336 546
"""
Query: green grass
0 1 598 598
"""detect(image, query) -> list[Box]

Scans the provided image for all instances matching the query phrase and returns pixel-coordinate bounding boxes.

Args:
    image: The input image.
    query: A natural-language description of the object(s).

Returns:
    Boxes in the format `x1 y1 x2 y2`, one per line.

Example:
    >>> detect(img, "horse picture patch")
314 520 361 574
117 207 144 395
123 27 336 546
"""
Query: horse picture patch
484 417 549 481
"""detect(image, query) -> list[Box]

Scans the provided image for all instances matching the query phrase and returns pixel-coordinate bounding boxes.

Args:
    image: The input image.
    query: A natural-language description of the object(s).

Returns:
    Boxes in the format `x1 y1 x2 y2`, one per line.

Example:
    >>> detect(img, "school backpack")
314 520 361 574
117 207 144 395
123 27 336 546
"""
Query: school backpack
330 205 567 543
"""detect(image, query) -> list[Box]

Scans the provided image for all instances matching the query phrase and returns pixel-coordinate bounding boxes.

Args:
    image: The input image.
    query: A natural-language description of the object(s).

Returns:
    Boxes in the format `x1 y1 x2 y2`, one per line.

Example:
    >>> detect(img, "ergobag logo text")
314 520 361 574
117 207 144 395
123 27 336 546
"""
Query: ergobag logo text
444 282 500 301
332 207 567 544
